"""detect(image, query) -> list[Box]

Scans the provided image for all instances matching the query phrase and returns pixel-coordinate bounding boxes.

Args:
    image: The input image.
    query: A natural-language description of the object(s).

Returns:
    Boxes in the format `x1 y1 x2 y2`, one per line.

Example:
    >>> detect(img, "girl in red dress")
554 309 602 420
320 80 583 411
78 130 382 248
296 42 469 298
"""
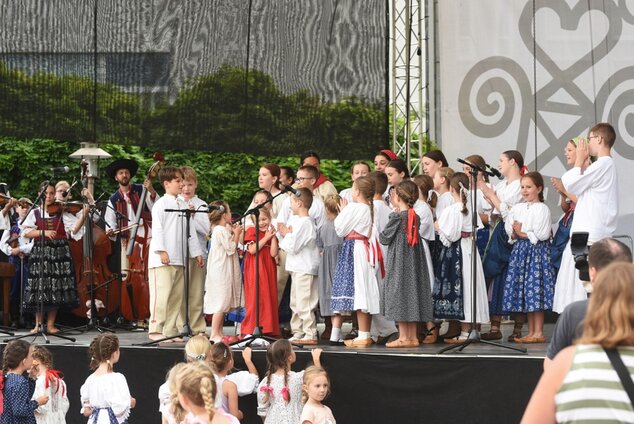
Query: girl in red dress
241 207 280 336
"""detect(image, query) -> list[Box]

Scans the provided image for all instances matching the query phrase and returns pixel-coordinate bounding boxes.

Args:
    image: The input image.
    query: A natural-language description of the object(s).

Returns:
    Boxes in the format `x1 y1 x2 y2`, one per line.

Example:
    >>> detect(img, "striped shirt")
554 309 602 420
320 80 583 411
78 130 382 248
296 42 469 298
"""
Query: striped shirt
556 344 634 423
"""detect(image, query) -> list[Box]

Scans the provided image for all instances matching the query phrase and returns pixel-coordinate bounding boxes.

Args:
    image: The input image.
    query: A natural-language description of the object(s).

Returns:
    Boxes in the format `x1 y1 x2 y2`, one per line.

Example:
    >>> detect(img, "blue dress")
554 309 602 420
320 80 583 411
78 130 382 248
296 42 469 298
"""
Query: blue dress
433 239 464 320
0 373 38 424
502 238 555 312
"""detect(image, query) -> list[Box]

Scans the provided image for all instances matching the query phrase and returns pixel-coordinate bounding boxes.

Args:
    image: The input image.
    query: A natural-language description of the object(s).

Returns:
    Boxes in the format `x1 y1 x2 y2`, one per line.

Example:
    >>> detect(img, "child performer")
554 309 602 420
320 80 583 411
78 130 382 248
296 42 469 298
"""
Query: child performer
147 166 205 342
339 162 371 202
80 334 135 423
368 172 398 344
178 166 211 336
461 154 493 257
278 188 320 345
204 201 243 343
554 123 618 312
434 173 490 343
384 159 410 197
330 176 382 348
168 362 238 424
1 340 49 423
412 175 439 343
300 366 336 424
479 150 525 341
257 340 322 424
502 172 554 343
380 181 433 348
432 167 455 219
317 195 344 344
31 345 69 424
0 198 34 328
242 206 279 337
21 183 79 334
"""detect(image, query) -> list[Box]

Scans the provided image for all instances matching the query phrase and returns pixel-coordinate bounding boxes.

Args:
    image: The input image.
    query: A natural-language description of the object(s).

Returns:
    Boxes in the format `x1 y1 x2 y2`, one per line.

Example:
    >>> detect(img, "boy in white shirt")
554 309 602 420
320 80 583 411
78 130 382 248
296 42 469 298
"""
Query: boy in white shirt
147 166 204 341
278 188 320 345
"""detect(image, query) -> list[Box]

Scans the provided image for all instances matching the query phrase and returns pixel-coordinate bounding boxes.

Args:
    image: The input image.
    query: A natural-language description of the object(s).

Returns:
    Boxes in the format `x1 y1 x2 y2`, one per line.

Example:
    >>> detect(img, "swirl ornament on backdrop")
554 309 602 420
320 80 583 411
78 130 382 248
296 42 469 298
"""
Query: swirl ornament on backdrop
458 0 632 170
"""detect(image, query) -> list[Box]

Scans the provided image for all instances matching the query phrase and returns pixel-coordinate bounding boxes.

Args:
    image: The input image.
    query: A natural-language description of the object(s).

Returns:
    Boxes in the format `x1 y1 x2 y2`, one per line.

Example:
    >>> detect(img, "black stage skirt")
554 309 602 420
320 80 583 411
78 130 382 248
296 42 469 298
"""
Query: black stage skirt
23 238 79 311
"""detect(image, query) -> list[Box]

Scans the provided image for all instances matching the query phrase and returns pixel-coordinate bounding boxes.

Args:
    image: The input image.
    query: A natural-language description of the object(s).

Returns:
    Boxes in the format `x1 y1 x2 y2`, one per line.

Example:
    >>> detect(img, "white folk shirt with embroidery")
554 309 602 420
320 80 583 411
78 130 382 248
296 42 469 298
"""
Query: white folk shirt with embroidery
562 156 618 242
148 194 203 269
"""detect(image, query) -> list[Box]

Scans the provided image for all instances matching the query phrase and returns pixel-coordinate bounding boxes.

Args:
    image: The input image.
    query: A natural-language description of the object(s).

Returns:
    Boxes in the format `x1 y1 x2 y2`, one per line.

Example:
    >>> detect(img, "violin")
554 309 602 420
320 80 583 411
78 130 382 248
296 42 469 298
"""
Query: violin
0 194 31 209
44 201 84 216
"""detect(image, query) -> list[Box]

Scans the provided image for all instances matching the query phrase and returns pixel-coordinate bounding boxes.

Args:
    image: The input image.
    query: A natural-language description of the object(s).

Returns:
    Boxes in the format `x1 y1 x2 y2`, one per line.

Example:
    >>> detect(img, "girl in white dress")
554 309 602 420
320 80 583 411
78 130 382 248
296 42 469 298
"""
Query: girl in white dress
257 340 322 424
330 176 382 347
80 334 135 424
434 173 489 342
32 346 69 424
204 201 243 343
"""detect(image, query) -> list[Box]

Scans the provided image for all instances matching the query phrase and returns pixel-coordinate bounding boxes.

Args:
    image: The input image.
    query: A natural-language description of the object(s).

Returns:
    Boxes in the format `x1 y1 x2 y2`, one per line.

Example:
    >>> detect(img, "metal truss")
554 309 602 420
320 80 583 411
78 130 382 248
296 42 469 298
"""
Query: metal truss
390 0 430 174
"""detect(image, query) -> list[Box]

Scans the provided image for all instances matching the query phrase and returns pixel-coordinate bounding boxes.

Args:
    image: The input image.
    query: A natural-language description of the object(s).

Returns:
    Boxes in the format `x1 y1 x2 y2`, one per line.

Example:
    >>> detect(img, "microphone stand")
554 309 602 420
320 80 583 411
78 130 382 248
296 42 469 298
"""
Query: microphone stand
5 180 76 343
438 160 525 354
140 202 197 346
231 190 289 348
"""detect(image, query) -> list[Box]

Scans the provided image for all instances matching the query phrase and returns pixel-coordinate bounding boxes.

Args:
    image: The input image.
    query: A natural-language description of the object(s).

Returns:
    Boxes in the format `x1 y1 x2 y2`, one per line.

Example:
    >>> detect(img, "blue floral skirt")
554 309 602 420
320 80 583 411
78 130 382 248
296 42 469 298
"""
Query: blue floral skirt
432 240 464 320
502 239 555 312
330 240 355 312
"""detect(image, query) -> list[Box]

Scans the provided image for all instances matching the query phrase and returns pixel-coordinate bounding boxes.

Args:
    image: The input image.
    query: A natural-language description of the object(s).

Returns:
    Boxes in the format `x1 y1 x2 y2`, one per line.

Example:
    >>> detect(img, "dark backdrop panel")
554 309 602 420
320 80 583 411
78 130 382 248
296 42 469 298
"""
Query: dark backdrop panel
0 0 387 160
33 344 542 424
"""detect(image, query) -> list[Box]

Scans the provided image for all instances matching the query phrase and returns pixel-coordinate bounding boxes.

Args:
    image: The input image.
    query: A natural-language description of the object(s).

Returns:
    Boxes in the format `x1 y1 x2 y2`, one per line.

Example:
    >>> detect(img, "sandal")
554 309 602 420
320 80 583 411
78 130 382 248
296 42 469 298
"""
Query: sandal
386 339 420 348
516 335 545 344
508 332 522 342
422 326 439 344
443 331 469 344
481 329 503 341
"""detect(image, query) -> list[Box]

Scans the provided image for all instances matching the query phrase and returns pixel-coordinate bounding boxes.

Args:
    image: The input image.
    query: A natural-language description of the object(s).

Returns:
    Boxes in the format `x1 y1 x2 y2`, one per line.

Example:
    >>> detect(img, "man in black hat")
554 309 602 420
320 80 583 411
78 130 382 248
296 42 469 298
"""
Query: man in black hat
104 158 158 240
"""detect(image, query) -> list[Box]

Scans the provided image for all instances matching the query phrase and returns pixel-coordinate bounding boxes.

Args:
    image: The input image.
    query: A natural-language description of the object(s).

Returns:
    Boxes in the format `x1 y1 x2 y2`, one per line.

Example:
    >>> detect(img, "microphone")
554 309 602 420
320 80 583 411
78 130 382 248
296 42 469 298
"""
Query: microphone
50 166 70 174
280 182 301 197
202 204 225 213
485 164 503 179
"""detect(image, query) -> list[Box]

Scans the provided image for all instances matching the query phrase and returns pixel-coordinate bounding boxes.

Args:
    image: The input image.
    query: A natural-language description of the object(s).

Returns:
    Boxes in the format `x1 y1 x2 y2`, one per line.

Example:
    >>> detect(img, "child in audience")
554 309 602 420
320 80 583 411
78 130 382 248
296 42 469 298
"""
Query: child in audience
257 340 322 424
300 366 336 424
31 345 68 424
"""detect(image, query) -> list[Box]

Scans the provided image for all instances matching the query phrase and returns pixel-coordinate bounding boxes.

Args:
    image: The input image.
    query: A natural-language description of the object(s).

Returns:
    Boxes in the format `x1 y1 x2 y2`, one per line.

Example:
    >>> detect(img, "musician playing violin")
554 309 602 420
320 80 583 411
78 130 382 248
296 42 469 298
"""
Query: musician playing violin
55 180 98 241
21 182 80 334
0 182 16 233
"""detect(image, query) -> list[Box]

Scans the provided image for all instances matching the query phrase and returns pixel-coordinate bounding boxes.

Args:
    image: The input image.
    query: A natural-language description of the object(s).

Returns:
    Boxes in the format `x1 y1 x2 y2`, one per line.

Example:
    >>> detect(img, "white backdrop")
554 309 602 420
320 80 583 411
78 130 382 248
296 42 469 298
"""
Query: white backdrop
437 0 634 237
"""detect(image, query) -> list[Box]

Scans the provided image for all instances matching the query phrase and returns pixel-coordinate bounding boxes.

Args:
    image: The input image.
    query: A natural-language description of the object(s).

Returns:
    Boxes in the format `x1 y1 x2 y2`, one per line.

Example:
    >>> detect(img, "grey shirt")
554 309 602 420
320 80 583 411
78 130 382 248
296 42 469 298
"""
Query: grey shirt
546 299 588 359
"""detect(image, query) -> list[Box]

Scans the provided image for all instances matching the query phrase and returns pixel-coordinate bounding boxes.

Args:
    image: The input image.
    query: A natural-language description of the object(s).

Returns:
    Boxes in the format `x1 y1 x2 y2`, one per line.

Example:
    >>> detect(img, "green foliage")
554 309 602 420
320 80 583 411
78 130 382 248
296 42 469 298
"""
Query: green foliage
0 138 358 212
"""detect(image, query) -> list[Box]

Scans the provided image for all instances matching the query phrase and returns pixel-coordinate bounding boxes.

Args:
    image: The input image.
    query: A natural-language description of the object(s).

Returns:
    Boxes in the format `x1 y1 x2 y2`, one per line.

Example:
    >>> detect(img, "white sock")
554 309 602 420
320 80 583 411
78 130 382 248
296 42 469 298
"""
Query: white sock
330 327 342 342
358 331 371 340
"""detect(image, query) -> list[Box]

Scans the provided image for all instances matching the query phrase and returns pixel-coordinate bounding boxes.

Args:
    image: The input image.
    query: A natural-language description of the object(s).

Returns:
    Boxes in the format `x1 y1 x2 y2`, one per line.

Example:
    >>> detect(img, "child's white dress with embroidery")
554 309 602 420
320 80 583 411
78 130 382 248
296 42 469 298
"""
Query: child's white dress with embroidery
256 370 304 424
79 372 131 424
33 373 69 424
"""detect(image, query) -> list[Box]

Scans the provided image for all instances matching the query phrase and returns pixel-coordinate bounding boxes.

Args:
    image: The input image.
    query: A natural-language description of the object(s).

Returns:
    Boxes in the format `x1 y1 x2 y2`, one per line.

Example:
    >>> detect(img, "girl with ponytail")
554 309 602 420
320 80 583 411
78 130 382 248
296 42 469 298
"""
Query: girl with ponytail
379 180 434 348
479 150 526 342
433 173 489 343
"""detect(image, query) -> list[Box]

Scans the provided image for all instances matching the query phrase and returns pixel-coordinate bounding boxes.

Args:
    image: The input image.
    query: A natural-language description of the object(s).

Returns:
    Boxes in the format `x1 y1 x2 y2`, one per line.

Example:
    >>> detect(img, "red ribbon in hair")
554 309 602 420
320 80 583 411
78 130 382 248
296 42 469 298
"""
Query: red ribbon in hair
520 165 529 176
407 209 419 247
45 369 65 396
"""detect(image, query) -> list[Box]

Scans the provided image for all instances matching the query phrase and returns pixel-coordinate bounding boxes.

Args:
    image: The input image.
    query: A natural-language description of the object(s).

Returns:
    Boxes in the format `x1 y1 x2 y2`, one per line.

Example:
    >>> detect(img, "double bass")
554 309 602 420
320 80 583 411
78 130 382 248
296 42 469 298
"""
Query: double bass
119 152 164 322
71 161 119 319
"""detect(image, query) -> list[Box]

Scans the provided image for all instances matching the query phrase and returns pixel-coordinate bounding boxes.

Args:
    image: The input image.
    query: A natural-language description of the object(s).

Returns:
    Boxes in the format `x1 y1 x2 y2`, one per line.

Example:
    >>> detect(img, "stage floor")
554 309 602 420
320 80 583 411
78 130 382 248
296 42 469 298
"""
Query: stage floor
2 320 553 356
1 321 549 424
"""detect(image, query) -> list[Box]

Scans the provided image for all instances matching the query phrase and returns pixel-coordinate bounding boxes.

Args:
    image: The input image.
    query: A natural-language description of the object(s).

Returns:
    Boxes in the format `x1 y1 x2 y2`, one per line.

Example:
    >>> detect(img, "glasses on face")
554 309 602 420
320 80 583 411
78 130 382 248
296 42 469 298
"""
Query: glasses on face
296 177 314 182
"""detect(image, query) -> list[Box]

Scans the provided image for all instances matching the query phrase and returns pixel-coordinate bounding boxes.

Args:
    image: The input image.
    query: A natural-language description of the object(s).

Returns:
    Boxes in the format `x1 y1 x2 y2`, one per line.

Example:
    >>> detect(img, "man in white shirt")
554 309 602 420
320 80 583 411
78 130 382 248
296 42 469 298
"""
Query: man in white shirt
553 122 619 313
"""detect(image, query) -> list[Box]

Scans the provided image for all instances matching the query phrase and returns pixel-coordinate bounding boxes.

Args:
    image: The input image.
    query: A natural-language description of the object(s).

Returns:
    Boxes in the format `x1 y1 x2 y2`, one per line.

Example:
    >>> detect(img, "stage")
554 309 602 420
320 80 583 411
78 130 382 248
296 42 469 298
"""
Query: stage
0 322 547 424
